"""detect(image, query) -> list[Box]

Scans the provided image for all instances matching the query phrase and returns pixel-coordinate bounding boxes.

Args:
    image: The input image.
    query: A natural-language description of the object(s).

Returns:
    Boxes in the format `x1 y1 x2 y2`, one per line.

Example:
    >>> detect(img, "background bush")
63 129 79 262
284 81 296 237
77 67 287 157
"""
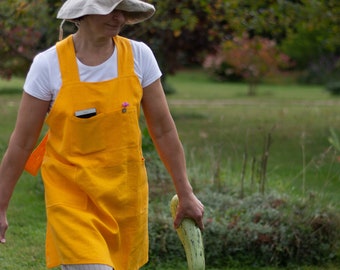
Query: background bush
141 120 340 268
326 81 340 96
145 190 340 269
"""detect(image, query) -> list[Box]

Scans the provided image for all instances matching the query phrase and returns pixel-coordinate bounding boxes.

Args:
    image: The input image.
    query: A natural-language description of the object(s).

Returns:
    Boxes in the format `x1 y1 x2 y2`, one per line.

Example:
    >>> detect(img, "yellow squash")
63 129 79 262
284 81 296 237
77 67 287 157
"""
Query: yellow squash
170 194 205 270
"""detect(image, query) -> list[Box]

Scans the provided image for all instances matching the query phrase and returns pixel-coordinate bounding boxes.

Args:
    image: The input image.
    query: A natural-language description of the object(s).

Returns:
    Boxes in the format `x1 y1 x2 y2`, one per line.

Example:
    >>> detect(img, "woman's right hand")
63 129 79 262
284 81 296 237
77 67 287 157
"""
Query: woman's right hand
0 210 8 243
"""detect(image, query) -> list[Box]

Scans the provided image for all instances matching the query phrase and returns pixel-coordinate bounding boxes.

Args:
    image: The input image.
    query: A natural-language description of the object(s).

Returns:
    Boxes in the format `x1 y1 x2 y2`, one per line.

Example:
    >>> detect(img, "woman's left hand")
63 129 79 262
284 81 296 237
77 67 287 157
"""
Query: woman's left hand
174 193 204 231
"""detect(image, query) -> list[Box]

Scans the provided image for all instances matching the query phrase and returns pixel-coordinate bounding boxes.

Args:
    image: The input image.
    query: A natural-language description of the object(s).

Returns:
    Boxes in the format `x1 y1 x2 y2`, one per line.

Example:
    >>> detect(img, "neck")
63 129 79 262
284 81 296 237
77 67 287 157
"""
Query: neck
72 32 115 66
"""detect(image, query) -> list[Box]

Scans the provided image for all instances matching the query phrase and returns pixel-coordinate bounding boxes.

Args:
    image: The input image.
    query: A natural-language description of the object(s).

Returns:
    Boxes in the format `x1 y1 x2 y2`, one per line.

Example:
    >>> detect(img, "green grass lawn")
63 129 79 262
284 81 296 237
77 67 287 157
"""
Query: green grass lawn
167 71 340 208
0 72 339 269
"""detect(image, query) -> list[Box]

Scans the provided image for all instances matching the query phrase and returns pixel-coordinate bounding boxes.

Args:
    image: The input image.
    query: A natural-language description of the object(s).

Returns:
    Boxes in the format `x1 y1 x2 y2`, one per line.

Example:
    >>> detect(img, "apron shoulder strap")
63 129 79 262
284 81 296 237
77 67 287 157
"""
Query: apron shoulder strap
57 35 134 80
56 35 80 83
114 36 135 77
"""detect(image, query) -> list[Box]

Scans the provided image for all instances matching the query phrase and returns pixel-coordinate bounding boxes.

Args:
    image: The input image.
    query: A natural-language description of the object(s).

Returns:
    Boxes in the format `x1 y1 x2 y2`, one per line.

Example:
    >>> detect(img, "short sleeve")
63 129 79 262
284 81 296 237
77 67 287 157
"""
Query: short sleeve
23 52 54 101
131 41 162 88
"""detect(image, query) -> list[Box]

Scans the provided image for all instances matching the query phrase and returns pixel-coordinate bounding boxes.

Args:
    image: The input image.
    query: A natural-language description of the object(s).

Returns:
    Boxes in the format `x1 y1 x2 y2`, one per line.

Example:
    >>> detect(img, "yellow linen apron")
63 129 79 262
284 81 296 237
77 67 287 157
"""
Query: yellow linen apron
41 35 148 269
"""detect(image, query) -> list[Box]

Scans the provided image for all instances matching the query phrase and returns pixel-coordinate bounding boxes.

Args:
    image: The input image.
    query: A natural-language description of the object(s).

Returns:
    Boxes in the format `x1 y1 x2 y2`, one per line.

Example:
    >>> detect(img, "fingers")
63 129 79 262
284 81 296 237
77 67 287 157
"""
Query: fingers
173 214 182 229
174 211 204 231
173 208 188 229
0 214 8 244
173 198 204 231
195 215 205 231
0 228 7 243
193 206 205 231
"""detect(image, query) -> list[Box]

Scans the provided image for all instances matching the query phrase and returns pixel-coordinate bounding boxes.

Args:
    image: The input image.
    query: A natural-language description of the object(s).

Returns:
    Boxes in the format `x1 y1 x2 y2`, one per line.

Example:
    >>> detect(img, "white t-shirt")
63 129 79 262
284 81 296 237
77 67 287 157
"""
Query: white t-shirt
24 38 162 107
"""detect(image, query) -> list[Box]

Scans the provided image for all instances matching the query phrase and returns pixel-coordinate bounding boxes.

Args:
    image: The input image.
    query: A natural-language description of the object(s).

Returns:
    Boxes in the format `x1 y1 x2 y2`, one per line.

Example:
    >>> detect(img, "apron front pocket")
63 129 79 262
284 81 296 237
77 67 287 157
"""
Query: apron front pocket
62 107 140 158
103 108 141 151
67 114 107 155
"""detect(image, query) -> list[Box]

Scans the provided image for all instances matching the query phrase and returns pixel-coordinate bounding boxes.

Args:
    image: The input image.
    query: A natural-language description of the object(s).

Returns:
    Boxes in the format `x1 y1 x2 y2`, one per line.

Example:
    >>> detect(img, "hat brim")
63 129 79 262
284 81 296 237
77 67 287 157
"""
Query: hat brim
57 0 155 24
117 0 155 24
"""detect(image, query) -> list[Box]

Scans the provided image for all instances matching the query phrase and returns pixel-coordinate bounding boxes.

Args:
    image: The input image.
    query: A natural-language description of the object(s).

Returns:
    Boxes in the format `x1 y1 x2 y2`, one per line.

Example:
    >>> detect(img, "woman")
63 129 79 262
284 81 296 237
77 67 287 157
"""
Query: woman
0 0 204 269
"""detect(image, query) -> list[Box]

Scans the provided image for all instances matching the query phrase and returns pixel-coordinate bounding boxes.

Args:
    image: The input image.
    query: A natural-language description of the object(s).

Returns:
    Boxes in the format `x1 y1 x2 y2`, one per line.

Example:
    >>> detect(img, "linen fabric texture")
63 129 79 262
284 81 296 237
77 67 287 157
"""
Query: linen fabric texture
41 35 149 269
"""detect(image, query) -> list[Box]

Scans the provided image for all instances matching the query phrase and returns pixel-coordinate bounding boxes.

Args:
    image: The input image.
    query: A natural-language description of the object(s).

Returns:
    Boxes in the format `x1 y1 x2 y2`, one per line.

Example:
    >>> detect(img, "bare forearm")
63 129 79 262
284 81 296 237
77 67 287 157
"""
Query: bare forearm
0 140 31 210
142 80 204 229
152 128 193 198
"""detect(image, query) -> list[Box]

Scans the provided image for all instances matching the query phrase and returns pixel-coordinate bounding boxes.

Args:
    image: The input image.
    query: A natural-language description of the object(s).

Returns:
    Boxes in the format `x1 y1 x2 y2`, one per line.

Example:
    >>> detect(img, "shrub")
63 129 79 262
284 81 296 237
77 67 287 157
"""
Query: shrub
326 81 340 96
329 128 340 152
146 190 340 268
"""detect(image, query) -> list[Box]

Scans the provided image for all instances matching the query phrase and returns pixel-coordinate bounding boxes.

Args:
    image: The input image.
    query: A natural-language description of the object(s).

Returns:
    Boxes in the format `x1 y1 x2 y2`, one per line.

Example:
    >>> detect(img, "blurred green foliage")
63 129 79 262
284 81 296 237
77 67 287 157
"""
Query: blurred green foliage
0 0 339 84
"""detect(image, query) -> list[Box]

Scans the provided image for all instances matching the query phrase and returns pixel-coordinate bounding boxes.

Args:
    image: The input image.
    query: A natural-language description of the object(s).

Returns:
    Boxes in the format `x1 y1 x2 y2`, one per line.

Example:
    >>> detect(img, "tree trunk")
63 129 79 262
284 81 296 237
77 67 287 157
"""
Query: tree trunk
247 81 257 96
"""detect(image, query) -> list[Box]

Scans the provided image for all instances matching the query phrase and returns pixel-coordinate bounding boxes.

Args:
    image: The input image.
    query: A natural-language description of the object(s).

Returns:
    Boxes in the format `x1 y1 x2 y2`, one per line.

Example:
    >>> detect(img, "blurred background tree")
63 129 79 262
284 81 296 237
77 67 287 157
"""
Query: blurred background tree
0 0 339 91
121 0 229 93
223 0 340 85
204 33 294 95
0 0 62 79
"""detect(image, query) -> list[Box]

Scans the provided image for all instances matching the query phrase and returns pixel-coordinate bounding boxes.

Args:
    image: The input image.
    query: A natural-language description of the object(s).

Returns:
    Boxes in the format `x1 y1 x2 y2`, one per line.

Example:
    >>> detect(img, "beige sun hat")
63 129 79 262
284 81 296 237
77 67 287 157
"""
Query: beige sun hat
57 0 155 25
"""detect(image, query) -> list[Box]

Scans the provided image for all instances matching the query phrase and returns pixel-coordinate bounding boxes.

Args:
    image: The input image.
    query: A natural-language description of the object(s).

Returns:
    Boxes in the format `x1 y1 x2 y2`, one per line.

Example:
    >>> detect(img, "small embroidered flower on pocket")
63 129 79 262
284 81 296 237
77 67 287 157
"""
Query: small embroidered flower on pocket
122 102 129 113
